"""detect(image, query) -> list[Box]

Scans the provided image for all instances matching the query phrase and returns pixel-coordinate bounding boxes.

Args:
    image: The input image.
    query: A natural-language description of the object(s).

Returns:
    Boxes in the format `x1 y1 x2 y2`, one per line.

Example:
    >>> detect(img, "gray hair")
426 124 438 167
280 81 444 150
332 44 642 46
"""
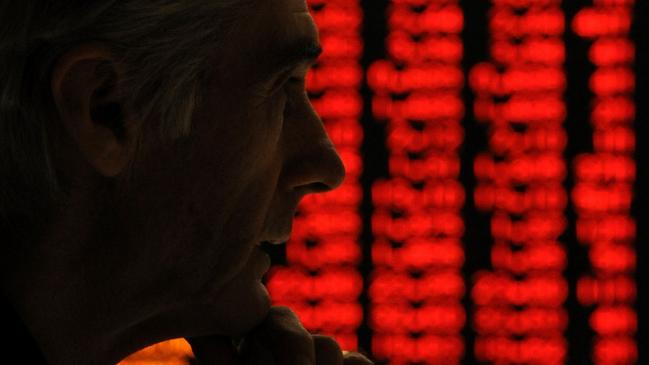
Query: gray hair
0 0 249 247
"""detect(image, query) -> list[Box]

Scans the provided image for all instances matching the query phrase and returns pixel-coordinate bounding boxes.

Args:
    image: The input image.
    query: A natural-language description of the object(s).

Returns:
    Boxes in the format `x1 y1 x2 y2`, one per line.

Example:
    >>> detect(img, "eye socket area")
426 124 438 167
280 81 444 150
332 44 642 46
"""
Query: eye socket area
285 71 308 87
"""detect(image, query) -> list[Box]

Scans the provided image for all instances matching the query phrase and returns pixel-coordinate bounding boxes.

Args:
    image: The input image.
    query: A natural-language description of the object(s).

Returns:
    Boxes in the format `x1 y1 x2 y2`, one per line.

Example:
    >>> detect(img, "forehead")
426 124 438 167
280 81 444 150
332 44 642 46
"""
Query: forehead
254 0 318 57
216 0 318 81
287 0 308 11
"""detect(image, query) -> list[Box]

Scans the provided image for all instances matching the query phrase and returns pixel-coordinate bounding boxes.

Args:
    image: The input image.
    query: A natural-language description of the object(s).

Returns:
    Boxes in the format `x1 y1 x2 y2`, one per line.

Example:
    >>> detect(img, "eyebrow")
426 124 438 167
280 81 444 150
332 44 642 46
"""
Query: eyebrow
272 40 323 71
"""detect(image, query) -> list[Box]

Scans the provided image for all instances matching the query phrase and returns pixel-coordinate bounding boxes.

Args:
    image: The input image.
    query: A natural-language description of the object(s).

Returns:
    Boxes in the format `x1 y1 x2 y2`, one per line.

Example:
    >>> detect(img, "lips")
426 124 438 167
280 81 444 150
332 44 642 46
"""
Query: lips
259 238 289 245
257 234 291 245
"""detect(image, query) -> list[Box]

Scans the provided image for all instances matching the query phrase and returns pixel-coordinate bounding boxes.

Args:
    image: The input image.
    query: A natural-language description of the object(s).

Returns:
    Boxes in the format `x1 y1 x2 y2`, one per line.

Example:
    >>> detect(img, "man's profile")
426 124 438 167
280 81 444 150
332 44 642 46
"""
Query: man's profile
0 1 372 364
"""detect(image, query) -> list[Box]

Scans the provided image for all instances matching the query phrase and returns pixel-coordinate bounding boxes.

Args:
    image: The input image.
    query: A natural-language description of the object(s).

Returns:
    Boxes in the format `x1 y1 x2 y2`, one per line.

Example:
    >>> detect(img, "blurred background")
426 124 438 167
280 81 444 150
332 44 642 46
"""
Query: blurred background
120 0 646 364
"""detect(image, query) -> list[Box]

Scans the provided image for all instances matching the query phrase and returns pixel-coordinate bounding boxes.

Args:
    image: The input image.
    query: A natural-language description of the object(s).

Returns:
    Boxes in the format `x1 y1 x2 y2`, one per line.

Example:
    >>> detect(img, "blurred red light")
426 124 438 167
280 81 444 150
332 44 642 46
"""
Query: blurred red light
576 215 636 243
475 336 566 364
474 307 568 335
388 4 464 34
577 276 636 305
590 306 637 335
372 334 464 362
589 38 635 66
590 67 635 95
574 154 636 182
490 8 565 37
592 96 635 127
593 336 637 364
590 242 636 273
472 272 568 306
572 8 631 38
490 241 566 273
368 60 464 93
572 183 633 213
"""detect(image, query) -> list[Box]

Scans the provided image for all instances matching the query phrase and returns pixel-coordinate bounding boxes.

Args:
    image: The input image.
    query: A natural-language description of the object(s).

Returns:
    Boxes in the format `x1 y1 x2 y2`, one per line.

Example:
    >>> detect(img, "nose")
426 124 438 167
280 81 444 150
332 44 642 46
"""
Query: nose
280 102 346 195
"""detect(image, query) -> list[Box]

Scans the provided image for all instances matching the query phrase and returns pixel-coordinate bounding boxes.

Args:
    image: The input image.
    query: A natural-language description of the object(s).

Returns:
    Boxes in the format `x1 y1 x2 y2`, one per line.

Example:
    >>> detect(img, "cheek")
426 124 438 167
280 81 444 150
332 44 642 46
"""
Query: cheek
177 164 279 290
131 95 285 296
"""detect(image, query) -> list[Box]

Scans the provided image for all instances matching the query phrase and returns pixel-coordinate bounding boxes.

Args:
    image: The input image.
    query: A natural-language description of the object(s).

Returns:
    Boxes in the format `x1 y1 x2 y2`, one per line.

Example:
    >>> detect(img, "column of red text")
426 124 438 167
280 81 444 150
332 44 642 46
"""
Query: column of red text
572 0 638 364
368 0 466 363
470 0 568 363
266 0 365 352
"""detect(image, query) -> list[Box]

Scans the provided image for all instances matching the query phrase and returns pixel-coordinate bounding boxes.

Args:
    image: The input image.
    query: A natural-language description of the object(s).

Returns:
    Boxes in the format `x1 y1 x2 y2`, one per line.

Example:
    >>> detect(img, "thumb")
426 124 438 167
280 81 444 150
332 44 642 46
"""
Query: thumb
185 335 239 365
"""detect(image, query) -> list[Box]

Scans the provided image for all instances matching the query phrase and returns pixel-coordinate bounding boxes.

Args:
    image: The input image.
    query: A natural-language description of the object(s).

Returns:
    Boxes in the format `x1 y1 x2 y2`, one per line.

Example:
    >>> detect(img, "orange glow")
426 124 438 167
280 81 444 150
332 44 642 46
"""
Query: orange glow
118 339 193 365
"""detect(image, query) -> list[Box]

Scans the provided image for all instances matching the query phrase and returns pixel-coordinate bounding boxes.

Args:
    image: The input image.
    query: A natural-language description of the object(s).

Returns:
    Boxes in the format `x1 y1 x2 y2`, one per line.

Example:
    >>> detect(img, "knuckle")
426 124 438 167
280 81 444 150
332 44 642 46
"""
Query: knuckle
268 306 302 324
261 307 313 345
313 335 343 365
343 351 374 365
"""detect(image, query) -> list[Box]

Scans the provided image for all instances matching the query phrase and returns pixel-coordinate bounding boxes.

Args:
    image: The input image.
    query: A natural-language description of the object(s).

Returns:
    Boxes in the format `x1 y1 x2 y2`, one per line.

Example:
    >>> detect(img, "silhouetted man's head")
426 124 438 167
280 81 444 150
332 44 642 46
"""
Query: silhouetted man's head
0 1 345 363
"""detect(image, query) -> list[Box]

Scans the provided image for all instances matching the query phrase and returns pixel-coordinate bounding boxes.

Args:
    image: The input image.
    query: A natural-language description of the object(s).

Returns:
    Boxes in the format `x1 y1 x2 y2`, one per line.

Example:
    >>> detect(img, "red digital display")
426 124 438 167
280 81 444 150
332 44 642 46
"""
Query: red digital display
572 1 638 364
468 1 570 363
120 0 640 364
368 1 466 364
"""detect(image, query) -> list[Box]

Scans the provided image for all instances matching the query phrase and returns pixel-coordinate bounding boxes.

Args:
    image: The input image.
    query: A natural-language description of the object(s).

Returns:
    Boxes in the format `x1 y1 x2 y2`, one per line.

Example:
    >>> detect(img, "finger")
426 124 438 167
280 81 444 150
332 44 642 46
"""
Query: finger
237 334 278 365
185 335 238 365
343 351 374 365
312 335 343 365
250 306 316 365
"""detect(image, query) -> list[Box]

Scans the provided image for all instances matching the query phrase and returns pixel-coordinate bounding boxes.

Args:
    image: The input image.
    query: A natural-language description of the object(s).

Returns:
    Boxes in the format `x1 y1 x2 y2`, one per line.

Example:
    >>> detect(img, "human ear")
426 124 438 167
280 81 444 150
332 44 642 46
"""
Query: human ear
51 43 137 177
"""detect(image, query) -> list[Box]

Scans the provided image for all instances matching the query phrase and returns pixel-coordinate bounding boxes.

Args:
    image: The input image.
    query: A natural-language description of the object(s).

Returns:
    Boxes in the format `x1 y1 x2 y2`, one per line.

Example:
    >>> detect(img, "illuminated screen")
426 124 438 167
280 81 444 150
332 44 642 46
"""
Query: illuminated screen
120 0 646 364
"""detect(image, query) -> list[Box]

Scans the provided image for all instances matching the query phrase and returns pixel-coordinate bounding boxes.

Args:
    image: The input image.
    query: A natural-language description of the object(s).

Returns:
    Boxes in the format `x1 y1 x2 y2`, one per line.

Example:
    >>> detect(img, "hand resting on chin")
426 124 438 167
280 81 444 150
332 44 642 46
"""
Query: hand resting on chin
187 306 374 365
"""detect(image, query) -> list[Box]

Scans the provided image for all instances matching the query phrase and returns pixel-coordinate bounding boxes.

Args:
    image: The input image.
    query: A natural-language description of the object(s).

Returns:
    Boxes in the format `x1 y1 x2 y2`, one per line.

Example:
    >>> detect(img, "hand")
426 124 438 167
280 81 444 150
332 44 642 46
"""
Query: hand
186 306 374 365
